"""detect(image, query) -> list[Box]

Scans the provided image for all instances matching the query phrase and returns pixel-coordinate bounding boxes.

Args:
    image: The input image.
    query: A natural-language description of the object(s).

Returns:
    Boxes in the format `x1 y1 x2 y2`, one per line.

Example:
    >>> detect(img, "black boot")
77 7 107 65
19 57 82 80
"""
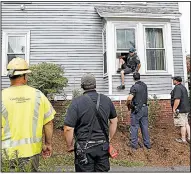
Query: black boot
117 84 125 90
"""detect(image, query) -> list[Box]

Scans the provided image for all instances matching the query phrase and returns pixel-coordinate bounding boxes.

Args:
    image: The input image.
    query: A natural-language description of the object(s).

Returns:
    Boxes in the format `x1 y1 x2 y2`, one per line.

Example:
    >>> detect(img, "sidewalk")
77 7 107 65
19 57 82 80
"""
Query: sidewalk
110 166 190 172
54 166 190 172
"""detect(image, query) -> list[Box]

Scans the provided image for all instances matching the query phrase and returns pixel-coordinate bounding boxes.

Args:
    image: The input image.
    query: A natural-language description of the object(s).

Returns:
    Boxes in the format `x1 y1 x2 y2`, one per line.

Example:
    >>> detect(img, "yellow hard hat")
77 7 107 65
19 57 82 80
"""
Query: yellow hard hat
7 57 31 76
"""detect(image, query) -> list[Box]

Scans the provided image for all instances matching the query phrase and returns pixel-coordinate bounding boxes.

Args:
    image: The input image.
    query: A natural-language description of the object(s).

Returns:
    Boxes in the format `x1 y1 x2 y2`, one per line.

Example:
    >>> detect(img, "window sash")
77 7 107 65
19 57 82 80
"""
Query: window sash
145 27 166 71
6 35 27 65
116 28 136 51
2 31 30 75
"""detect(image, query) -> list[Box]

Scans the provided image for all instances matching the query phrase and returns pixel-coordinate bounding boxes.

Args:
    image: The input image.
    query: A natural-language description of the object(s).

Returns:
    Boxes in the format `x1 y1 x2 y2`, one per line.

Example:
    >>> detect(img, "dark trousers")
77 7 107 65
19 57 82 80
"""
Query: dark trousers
75 144 110 172
130 106 151 149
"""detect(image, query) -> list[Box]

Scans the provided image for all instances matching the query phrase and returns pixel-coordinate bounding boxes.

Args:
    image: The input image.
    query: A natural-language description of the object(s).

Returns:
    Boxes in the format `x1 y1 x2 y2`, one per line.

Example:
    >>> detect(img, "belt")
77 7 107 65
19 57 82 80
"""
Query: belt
88 140 106 144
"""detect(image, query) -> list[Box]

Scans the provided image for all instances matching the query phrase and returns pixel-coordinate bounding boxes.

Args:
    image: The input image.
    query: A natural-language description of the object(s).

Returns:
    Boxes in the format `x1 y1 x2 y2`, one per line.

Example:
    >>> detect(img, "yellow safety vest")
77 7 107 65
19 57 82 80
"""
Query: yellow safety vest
2 85 56 159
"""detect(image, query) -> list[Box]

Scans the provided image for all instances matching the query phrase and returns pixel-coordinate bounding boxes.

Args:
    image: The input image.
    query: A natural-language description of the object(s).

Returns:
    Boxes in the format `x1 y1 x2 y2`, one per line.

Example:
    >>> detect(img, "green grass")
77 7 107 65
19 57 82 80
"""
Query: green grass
38 154 144 172
110 159 145 167
2 152 145 172
38 153 74 172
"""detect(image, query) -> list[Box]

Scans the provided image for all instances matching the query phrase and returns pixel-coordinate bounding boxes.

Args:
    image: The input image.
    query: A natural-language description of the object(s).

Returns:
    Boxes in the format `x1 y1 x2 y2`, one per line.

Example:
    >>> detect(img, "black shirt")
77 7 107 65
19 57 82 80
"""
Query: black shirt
170 84 190 113
130 81 148 107
64 90 117 141
126 53 140 71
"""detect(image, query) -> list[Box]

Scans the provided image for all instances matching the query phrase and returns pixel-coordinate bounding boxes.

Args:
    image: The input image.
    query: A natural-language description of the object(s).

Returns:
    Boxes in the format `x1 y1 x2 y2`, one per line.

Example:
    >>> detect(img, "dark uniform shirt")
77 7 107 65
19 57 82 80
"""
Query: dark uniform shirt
64 90 117 141
125 53 140 71
170 84 190 113
130 81 148 108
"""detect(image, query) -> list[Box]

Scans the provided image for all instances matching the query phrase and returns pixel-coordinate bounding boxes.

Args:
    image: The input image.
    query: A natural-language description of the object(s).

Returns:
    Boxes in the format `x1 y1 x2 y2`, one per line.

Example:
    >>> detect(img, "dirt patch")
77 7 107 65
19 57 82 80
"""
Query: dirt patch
52 125 190 167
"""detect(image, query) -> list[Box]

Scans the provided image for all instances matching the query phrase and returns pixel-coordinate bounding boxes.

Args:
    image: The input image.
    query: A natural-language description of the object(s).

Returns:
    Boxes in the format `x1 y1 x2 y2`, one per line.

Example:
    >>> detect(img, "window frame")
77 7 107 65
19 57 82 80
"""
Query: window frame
2 30 30 76
143 25 167 73
114 24 138 73
102 26 108 77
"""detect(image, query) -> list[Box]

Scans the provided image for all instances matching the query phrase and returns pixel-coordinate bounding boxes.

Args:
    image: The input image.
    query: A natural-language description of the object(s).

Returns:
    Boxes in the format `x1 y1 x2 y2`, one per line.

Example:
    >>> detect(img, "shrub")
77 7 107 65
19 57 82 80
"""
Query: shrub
148 94 161 127
28 63 68 98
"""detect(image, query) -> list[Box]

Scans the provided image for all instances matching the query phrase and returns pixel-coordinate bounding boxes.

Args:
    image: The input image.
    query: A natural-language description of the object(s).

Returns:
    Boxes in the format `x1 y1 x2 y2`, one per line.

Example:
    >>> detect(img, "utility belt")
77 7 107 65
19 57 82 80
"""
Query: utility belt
131 102 148 113
75 140 107 165
76 140 106 149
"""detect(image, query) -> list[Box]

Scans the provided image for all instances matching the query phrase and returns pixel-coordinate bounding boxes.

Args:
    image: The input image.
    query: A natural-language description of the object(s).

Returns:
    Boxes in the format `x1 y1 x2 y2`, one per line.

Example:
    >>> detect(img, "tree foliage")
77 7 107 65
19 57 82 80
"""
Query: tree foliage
28 63 68 97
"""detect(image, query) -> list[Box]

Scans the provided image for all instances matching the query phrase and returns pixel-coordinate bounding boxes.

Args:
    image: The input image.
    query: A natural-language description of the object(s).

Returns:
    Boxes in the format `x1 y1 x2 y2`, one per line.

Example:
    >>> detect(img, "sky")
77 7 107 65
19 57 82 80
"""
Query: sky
179 2 190 55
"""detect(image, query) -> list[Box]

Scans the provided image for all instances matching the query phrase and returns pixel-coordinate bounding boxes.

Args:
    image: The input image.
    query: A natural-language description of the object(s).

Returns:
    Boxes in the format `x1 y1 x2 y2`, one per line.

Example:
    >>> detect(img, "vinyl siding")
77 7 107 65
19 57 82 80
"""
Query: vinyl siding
112 74 172 95
1 2 183 97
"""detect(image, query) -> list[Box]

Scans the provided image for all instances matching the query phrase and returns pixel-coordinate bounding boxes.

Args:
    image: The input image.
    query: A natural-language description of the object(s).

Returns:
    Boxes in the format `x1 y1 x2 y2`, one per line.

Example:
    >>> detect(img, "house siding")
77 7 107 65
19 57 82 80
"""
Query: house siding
1 2 183 97
171 18 184 77
112 74 172 95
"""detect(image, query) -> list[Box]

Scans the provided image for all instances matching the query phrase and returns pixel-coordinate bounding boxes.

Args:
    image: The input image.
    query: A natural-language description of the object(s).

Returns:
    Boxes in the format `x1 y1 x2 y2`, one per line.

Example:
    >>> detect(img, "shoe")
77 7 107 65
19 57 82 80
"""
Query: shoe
117 68 122 73
144 145 151 149
175 138 187 144
117 84 125 90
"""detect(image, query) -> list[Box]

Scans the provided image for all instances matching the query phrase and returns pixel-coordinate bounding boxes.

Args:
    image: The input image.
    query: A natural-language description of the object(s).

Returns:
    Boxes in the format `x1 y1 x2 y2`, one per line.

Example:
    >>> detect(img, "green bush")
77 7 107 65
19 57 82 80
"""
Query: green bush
148 94 161 127
28 63 68 97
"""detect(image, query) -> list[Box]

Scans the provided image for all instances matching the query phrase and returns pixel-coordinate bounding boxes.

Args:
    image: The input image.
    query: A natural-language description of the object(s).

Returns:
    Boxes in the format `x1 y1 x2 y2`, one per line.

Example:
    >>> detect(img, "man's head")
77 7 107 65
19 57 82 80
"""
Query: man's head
133 72 140 81
172 76 182 85
7 57 31 85
129 47 135 56
81 73 96 90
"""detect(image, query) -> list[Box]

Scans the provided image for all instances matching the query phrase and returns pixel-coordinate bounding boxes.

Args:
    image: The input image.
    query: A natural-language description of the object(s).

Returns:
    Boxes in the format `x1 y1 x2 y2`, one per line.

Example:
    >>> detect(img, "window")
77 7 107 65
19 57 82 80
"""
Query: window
102 29 107 74
116 28 136 71
145 27 166 71
2 31 30 75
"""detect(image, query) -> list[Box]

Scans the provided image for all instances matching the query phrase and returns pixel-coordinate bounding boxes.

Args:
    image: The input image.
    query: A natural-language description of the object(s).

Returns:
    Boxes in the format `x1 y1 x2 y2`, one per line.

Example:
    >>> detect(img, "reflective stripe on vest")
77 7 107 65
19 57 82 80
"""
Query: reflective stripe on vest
2 103 11 140
2 90 42 149
2 137 42 149
44 106 54 119
33 90 41 135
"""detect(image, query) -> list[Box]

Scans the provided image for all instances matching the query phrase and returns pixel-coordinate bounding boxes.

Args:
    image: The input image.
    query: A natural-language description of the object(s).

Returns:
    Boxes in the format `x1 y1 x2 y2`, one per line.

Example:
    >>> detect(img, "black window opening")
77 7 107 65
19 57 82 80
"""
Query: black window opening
103 29 107 74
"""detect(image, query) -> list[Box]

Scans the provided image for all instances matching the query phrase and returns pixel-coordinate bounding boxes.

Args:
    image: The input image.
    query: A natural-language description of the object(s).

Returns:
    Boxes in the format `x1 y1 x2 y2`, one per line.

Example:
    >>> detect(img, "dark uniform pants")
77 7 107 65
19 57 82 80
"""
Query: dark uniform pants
121 63 133 74
130 106 151 149
75 143 110 172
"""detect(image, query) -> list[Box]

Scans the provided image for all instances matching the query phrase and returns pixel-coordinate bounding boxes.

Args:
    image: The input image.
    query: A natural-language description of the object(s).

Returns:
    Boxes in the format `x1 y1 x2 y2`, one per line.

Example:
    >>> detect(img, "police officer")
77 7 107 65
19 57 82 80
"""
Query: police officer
64 73 118 172
126 72 151 149
170 76 190 143
2 58 56 172
117 47 141 90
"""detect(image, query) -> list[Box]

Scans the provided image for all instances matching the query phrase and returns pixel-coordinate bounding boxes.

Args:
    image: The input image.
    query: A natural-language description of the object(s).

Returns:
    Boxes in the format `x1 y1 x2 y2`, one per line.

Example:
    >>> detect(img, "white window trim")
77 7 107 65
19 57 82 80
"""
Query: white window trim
105 20 174 77
143 25 167 73
2 30 30 76
102 26 108 77
114 25 138 72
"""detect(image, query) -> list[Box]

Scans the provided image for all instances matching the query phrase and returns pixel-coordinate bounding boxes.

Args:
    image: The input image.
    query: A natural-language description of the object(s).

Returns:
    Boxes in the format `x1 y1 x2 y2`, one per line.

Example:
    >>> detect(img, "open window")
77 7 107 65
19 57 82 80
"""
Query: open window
115 27 136 72
2 30 30 75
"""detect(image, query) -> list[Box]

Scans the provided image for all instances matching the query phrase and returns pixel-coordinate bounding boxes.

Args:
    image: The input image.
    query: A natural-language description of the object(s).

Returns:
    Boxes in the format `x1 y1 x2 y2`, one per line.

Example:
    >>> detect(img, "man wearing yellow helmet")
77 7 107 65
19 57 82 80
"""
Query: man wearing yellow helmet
2 57 56 172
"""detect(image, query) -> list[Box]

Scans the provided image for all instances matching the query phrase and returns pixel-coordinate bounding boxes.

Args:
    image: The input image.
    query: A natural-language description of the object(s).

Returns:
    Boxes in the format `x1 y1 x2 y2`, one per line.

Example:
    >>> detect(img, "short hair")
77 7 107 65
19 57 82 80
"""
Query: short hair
133 72 140 81
9 74 24 80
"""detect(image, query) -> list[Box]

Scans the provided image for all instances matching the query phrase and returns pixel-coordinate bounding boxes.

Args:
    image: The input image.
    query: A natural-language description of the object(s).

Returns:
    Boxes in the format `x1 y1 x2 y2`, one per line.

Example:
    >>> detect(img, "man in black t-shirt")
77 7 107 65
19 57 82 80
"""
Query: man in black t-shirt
170 76 190 143
64 73 118 172
117 48 141 90
126 72 151 150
